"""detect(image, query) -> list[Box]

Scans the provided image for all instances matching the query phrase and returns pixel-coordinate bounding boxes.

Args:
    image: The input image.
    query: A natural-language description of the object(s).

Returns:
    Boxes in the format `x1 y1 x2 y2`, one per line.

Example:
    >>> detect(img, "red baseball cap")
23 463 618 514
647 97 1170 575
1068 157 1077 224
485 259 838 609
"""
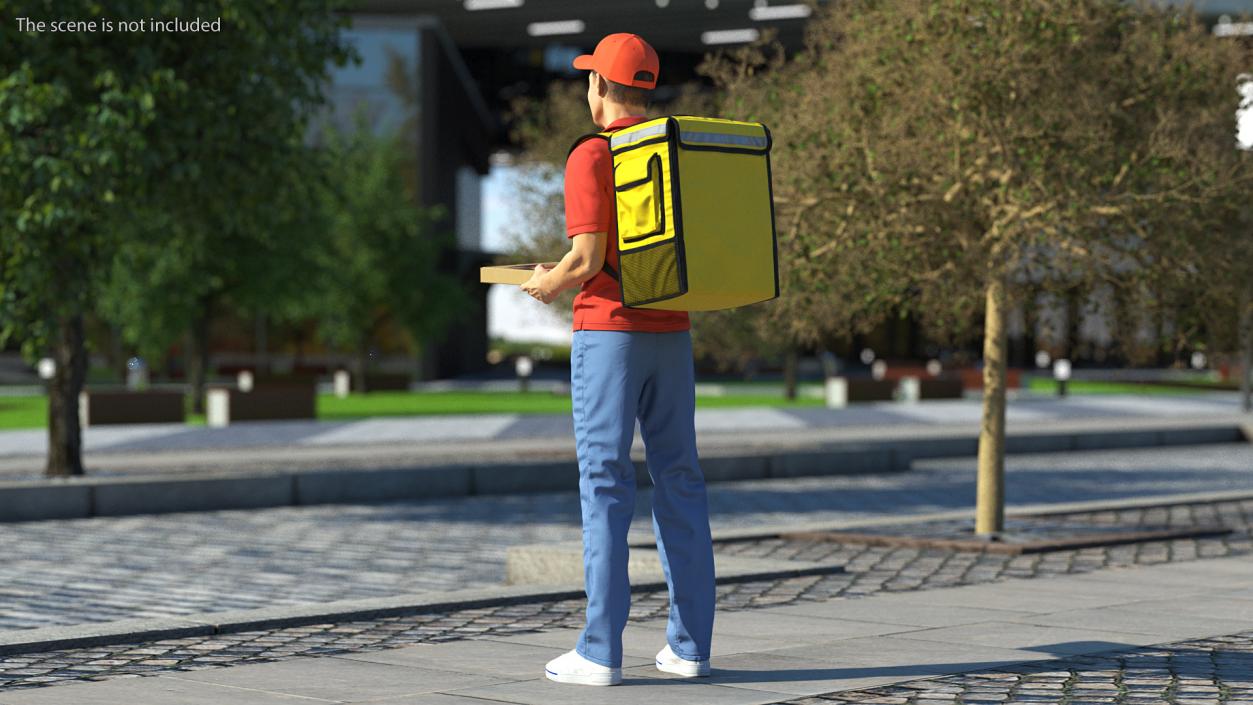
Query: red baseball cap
573 33 660 89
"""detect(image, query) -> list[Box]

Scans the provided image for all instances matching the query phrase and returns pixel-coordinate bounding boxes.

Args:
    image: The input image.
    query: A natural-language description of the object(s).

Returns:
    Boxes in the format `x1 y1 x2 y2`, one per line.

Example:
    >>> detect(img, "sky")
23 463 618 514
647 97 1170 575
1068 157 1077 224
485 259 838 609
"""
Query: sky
1239 76 1253 150
481 165 573 346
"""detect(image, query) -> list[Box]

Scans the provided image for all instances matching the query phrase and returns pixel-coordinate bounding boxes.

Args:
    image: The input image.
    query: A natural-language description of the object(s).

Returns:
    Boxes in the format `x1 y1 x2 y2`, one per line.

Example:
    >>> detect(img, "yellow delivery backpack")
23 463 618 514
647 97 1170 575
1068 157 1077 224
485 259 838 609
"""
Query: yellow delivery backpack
571 116 779 311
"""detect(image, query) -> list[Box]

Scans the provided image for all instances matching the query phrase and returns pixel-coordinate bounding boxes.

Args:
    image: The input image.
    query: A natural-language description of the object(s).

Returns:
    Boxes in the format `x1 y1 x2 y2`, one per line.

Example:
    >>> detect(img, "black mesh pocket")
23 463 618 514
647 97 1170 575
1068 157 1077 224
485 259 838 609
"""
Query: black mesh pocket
619 241 682 306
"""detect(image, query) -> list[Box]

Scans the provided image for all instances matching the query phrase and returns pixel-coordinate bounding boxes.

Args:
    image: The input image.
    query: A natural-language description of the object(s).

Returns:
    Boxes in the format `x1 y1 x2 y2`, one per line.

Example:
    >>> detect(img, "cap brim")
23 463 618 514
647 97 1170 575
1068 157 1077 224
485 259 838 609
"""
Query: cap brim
572 54 595 70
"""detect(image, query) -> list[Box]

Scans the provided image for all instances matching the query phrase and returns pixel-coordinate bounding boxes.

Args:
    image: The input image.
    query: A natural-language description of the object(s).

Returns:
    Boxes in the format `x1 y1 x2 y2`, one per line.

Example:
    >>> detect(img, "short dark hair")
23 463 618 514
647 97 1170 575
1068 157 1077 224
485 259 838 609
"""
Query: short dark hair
600 74 652 106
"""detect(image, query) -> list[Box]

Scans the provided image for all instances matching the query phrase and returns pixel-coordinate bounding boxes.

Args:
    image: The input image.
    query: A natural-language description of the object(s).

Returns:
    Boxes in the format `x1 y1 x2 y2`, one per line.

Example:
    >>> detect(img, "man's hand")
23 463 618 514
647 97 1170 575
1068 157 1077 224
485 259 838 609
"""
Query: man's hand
521 264 557 304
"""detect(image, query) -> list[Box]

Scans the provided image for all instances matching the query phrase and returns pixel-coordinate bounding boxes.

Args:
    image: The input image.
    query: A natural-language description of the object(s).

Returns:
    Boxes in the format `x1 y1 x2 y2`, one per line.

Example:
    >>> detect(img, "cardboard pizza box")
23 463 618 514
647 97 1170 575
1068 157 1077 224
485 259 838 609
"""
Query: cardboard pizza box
480 263 556 285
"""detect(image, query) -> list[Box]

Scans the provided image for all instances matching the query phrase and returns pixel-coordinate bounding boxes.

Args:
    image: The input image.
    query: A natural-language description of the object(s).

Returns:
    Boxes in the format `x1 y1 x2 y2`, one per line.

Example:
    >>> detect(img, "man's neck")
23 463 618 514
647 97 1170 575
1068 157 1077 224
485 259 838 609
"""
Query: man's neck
599 101 646 129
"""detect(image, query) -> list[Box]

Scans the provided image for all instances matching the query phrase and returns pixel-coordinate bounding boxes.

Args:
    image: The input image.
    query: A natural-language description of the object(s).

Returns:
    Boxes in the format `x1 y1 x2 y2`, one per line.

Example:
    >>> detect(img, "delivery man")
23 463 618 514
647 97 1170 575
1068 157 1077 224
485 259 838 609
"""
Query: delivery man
520 33 716 687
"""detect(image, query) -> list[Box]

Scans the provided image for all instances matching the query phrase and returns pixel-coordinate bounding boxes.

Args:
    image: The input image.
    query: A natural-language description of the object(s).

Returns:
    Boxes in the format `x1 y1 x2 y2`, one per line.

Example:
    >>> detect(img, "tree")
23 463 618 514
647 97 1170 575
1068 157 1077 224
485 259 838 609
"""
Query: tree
0 1 350 476
706 0 1250 533
309 124 465 389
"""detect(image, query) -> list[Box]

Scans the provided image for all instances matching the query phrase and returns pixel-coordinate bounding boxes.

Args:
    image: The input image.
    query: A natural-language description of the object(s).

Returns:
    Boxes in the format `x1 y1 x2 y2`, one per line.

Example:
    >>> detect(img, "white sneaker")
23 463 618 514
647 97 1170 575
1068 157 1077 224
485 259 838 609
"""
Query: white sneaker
544 649 622 686
655 644 710 677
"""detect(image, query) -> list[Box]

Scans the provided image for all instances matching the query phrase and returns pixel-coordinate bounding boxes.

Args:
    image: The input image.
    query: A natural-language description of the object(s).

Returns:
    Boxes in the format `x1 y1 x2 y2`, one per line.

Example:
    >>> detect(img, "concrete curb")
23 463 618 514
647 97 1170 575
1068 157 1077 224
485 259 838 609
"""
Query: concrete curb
697 488 1253 544
2 487 1250 657
0 560 843 658
1 420 1247 523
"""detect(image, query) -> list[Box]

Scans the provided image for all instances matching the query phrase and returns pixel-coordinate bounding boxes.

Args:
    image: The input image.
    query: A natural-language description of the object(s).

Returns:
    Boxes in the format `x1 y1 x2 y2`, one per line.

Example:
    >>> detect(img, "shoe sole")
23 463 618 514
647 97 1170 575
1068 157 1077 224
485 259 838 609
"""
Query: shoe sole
545 669 622 686
656 660 711 678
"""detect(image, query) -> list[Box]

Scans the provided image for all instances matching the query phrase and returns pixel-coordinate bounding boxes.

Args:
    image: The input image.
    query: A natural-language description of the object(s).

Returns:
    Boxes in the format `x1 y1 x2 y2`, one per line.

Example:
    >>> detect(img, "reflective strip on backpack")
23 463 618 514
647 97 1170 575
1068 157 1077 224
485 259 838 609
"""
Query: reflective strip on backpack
678 131 768 150
610 121 668 150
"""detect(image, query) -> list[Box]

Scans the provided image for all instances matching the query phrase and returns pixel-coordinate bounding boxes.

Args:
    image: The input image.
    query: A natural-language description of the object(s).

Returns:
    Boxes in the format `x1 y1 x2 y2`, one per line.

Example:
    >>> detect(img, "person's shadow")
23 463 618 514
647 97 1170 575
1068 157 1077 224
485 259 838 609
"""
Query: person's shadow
621 640 1165 689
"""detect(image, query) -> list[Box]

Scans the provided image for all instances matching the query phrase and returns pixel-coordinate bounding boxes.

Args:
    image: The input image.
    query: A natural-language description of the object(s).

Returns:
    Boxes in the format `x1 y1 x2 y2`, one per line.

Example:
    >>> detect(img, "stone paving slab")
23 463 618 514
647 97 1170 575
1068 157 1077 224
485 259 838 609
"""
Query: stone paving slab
452 675 791 705
333 639 650 679
165 656 514 702
763 602 1039 629
628 643 1051 697
482 623 798 660
1006 604 1249 642
506 543 843 586
0 674 339 704
698 611 918 643
891 621 1170 656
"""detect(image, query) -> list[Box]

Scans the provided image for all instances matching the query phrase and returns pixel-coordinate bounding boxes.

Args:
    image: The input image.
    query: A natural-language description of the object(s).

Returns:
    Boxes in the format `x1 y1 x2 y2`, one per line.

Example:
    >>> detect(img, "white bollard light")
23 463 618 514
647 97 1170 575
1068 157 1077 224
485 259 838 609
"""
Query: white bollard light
1053 358 1072 397
1190 351 1207 370
126 357 149 390
825 377 848 408
206 388 231 427
871 359 887 381
333 370 351 398
78 391 90 428
899 376 920 404
237 370 254 393
516 355 534 393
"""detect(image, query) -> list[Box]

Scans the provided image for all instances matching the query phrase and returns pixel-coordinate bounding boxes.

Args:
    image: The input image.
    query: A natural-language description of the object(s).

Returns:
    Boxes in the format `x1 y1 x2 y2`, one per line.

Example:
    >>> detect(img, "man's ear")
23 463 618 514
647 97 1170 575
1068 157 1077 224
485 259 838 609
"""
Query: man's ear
594 73 609 99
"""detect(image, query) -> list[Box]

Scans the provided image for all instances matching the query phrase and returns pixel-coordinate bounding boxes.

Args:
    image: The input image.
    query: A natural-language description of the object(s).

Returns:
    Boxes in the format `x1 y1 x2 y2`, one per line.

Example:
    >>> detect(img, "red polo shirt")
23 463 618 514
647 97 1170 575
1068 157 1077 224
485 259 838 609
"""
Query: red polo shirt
565 116 690 333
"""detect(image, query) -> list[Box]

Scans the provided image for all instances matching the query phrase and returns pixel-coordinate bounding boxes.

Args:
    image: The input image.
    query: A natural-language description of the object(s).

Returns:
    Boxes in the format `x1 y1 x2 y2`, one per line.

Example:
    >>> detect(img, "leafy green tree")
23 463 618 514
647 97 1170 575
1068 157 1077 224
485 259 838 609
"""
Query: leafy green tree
99 143 333 412
309 125 465 390
706 0 1250 533
0 1 349 476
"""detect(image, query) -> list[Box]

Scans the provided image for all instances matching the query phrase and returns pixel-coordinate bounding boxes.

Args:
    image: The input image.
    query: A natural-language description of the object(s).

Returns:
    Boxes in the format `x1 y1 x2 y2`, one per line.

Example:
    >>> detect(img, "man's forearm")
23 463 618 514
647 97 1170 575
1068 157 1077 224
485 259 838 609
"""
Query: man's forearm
541 247 601 294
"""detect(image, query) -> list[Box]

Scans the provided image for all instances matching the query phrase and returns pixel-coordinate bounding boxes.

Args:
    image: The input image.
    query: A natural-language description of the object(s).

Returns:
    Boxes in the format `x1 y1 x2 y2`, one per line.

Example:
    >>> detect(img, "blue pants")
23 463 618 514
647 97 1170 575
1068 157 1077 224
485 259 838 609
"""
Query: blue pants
570 329 715 669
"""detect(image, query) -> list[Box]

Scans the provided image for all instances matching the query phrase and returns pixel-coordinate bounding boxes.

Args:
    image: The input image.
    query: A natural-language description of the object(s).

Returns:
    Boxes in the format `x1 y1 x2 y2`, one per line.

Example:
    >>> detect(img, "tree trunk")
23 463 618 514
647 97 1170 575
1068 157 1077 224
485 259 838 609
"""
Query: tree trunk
255 313 269 376
187 303 211 414
356 341 370 395
46 313 87 477
109 325 127 383
1241 291 1252 414
1065 286 1081 364
976 276 1009 536
783 348 798 401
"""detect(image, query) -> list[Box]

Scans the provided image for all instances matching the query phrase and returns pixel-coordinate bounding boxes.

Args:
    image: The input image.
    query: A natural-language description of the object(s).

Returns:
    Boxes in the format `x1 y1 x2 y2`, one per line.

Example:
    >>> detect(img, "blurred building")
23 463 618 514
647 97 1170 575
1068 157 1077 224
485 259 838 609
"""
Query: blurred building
322 16 495 380
328 1 1246 378
331 1 825 378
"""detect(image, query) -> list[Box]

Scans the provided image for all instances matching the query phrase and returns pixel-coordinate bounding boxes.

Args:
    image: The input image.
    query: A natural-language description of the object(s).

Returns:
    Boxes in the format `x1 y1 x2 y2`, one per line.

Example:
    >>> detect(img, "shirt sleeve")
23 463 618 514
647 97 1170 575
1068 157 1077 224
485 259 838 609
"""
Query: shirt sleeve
564 139 613 238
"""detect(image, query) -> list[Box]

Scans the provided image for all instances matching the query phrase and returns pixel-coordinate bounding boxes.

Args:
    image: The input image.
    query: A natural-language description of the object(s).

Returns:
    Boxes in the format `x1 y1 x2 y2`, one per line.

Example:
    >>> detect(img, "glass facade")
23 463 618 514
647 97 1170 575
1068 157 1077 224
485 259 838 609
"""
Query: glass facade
324 26 421 138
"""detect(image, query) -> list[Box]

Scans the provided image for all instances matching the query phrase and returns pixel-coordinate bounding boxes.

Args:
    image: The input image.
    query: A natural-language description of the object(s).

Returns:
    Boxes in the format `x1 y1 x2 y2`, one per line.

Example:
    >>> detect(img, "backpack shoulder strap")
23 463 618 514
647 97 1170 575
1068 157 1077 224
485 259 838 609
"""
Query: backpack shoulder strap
566 132 620 282
567 131 611 159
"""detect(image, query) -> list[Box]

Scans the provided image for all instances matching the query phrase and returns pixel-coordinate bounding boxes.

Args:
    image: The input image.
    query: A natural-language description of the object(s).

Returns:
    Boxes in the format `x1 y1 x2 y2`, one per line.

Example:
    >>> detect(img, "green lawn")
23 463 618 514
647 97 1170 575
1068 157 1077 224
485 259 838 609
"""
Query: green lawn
1024 378 1214 396
0 395 46 430
319 389 824 420
318 390 574 418
1 379 1218 431
0 388 826 430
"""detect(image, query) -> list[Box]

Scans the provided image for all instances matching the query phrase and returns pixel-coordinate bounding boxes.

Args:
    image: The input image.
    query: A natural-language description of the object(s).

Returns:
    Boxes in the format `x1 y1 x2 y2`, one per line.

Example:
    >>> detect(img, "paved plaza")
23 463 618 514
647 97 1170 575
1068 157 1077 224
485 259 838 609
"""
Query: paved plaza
1 395 1249 702
1 443 1250 631
0 496 1250 702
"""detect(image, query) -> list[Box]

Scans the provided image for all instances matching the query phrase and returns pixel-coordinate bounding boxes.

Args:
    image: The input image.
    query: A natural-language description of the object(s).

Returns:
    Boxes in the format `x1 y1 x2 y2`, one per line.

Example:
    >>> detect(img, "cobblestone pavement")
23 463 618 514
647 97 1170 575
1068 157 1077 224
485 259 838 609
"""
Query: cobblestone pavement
0 496 1250 694
1 444 1250 632
0 444 1244 630
783 631 1253 704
